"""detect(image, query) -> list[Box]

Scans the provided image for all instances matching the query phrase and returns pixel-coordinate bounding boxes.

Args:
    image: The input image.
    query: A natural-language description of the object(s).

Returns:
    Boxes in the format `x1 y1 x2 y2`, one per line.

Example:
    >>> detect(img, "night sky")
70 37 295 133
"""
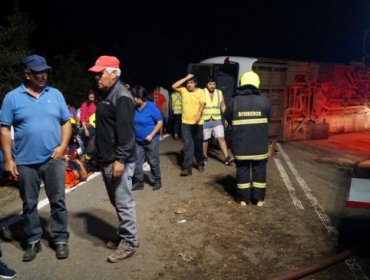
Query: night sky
1 0 370 89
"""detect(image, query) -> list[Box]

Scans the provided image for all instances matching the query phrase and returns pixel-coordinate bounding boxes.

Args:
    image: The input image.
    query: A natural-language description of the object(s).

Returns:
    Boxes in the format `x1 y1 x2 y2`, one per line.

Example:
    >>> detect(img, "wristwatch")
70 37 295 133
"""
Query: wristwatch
115 158 124 163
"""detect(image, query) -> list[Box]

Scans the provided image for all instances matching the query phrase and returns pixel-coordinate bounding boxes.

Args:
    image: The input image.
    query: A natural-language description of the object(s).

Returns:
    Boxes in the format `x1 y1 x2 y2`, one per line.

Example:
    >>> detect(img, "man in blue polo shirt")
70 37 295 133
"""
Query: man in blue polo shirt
0 55 72 261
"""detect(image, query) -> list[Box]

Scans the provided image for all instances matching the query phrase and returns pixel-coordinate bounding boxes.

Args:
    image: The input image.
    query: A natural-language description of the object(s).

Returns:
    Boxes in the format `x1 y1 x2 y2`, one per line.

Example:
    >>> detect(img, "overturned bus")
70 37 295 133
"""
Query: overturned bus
188 56 370 142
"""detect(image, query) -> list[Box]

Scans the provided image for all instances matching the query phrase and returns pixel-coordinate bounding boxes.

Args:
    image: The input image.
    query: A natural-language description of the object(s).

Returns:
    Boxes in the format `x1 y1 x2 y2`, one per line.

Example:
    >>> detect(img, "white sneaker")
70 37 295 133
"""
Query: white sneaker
143 162 151 171
256 200 265 207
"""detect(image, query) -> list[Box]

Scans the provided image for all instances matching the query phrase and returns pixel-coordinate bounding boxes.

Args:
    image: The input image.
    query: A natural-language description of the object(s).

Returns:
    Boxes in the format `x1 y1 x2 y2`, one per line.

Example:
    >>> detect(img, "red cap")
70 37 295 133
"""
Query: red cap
88 55 120 72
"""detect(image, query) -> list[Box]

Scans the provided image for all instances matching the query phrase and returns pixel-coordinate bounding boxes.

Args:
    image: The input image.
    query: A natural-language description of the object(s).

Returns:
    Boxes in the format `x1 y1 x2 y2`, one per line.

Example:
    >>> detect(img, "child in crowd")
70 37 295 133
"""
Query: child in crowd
64 122 96 188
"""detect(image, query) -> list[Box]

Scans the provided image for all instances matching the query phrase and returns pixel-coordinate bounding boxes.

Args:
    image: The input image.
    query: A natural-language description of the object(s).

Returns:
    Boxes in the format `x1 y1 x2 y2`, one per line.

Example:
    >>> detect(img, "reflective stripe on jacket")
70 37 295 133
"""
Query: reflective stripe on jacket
224 86 272 160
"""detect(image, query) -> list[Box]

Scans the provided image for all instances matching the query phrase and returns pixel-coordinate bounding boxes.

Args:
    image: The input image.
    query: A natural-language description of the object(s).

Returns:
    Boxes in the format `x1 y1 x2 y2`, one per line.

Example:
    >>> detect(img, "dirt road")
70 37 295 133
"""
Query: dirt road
1 133 370 279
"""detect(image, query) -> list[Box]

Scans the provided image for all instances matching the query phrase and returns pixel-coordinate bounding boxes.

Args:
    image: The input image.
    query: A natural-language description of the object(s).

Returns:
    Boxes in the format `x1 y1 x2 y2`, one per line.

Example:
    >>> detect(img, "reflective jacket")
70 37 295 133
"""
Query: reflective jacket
203 89 222 121
171 92 182 114
224 85 272 160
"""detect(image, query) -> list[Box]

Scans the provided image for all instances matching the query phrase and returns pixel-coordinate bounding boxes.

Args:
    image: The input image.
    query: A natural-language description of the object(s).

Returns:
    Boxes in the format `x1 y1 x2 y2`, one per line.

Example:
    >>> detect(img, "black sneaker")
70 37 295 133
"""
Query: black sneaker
0 260 16 279
55 243 69 259
180 169 192 176
132 181 144 191
198 165 205 172
204 155 208 163
153 179 162 191
23 240 41 262
224 156 234 165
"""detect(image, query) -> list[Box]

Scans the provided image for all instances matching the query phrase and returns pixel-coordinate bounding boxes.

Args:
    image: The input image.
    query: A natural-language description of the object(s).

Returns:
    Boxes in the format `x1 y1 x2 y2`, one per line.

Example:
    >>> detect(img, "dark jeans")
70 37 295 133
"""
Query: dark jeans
17 159 69 244
172 114 182 138
181 124 204 170
133 140 161 182
78 126 95 154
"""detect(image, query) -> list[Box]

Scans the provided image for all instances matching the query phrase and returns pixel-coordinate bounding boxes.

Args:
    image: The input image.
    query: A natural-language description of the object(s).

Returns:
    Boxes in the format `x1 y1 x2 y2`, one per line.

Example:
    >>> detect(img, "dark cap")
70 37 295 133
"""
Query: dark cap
22 55 52 72
207 76 216 83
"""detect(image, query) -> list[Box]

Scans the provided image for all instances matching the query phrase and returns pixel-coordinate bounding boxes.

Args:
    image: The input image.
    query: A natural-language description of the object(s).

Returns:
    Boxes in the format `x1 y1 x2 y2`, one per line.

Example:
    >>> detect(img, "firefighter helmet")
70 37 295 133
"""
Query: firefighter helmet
240 71 260 88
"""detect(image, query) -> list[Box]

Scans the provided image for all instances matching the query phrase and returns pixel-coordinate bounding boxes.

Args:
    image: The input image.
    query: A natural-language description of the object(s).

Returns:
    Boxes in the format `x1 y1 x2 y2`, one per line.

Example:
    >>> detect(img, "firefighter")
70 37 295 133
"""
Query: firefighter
224 71 272 206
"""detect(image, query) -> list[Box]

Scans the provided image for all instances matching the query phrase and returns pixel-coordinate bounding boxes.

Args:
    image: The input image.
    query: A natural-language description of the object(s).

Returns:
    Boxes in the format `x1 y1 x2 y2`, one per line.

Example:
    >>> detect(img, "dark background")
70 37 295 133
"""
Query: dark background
1 0 370 90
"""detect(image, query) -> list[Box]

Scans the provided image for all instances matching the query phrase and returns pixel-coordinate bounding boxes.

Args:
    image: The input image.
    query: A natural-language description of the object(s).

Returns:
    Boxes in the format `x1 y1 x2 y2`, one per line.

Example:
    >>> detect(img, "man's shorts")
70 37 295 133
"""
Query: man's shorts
203 124 225 140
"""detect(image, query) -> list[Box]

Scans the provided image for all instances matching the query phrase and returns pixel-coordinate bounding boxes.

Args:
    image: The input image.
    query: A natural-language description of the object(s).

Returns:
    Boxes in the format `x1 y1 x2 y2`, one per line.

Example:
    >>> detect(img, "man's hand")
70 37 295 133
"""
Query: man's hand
112 160 125 181
195 112 201 123
4 159 19 178
145 134 154 143
186 73 194 80
51 146 66 160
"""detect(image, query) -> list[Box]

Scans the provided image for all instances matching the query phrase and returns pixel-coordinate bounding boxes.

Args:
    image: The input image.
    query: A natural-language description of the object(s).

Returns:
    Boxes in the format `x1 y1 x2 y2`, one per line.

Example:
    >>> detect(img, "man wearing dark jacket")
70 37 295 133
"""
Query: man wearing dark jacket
224 71 272 207
88 55 138 262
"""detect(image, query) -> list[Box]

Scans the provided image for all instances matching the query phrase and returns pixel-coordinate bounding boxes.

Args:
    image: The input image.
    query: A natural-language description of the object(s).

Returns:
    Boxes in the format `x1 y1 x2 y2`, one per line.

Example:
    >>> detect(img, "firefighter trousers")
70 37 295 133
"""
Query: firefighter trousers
235 159 267 202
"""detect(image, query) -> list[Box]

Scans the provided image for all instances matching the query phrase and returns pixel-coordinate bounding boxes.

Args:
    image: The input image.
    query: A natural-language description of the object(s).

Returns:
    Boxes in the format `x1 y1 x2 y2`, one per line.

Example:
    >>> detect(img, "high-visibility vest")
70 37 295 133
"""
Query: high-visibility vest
203 89 222 121
171 92 182 114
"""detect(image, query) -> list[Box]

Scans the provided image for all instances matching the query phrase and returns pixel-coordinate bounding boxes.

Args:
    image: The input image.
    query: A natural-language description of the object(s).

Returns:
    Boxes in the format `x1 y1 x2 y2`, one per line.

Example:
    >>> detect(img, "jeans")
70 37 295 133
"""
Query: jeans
181 124 204 170
172 114 182 138
133 140 161 182
17 159 69 244
78 126 95 154
101 161 138 247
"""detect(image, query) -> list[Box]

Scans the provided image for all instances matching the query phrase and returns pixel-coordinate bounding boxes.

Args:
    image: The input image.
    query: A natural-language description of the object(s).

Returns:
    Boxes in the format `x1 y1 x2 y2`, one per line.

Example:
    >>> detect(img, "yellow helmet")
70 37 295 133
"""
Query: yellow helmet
240 71 260 88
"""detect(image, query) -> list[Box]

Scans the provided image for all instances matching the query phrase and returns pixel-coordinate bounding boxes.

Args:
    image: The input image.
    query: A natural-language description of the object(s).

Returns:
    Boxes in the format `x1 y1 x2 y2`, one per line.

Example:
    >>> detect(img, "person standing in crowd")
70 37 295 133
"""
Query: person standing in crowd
224 71 271 207
203 77 234 165
172 74 205 176
79 89 97 151
0 54 72 261
0 246 16 279
159 86 170 133
131 86 163 191
88 55 139 263
151 87 167 137
67 100 77 119
170 90 182 140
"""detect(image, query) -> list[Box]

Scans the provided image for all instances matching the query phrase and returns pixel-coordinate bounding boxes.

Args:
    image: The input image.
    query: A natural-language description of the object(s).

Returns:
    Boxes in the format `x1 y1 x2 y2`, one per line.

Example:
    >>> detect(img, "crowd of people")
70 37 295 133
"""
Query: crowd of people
0 53 271 277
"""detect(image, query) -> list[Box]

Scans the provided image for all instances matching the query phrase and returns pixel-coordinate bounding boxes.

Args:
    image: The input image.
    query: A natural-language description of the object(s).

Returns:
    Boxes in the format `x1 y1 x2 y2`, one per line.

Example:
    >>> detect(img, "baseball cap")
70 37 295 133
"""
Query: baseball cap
88 55 120 72
22 55 52 72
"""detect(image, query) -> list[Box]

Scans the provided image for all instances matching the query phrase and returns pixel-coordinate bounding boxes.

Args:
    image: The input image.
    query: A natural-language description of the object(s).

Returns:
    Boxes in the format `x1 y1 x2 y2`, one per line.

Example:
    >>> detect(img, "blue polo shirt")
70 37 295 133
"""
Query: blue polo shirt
134 101 162 142
0 84 70 164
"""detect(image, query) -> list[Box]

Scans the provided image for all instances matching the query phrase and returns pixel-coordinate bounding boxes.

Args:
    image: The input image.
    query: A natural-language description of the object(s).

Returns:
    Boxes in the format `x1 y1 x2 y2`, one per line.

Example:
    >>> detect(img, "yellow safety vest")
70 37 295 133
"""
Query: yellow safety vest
171 92 182 114
203 89 222 121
